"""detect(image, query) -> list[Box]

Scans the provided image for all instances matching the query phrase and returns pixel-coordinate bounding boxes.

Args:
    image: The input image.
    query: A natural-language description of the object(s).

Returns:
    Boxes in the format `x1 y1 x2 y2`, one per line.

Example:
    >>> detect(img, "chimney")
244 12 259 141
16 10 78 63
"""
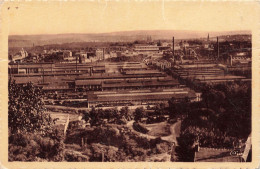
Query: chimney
230 55 232 66
103 48 105 60
217 37 219 59
90 67 92 76
76 55 78 72
17 62 19 74
172 37 175 58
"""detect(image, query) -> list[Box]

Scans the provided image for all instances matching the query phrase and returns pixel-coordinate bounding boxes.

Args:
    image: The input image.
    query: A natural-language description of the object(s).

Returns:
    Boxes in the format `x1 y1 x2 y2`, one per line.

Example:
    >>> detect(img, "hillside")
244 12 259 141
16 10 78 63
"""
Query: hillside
9 30 251 48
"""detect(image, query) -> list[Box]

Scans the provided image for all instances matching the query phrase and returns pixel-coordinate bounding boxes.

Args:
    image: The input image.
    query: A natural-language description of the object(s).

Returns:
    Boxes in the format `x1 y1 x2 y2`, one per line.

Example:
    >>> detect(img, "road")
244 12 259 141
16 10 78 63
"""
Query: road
161 120 181 144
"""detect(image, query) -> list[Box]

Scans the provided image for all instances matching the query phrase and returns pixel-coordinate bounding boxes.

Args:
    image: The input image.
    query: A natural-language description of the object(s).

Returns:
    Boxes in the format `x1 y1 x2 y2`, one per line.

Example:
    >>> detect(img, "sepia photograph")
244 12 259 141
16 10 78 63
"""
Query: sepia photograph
0 0 259 167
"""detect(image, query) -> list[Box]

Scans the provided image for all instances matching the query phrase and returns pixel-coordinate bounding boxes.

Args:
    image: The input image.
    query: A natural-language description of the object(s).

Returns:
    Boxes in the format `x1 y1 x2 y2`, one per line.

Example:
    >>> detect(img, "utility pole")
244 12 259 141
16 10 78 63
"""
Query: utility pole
42 67 45 83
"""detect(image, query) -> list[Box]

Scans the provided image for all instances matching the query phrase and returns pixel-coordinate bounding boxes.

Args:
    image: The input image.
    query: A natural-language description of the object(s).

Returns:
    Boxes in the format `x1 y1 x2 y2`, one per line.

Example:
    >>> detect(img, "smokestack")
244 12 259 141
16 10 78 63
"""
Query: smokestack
76 55 78 72
230 55 232 66
217 37 219 59
172 37 175 58
90 67 93 76
17 62 19 74
103 48 105 60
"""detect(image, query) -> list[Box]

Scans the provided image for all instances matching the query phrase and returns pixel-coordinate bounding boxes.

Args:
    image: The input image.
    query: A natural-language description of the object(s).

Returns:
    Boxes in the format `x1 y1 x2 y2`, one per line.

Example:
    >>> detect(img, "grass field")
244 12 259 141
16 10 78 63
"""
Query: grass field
144 120 181 144
145 122 171 137
46 111 81 125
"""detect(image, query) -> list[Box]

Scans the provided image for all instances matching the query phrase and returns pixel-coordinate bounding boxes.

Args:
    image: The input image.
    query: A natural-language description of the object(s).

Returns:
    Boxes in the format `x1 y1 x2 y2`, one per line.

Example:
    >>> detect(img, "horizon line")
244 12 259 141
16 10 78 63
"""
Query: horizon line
9 29 252 36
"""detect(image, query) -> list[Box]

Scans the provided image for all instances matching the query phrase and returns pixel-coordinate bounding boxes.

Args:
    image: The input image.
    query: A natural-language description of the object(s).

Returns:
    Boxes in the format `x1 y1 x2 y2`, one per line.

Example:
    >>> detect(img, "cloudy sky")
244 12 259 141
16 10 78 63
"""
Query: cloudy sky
2 1 259 35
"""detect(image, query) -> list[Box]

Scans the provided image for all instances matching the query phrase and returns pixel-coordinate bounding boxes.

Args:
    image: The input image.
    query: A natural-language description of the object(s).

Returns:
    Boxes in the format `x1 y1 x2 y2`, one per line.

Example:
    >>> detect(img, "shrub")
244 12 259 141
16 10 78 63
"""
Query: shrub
133 122 149 134
9 132 64 161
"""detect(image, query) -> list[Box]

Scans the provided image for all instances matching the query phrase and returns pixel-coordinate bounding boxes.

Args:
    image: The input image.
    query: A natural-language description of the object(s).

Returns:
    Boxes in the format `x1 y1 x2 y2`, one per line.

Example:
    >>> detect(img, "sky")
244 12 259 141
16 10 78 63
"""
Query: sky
2 1 259 35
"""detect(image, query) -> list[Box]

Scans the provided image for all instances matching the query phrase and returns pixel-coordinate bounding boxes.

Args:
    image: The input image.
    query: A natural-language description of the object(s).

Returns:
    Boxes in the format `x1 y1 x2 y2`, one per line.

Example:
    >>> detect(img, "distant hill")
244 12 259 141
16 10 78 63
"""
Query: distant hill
9 30 251 48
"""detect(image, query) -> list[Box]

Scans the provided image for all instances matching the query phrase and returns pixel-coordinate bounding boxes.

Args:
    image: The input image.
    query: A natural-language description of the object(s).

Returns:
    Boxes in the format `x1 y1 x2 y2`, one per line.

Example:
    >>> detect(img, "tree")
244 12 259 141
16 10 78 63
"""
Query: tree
8 81 55 135
89 108 102 126
8 81 64 161
133 107 145 122
120 106 132 121
168 97 178 119
157 40 162 46
175 132 196 162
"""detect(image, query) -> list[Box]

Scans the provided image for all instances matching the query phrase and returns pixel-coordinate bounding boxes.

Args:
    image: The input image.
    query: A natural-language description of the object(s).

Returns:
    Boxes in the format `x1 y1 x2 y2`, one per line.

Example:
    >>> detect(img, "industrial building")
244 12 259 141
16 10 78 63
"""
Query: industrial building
75 76 180 91
172 63 251 84
87 88 198 108
8 61 199 108
134 44 170 55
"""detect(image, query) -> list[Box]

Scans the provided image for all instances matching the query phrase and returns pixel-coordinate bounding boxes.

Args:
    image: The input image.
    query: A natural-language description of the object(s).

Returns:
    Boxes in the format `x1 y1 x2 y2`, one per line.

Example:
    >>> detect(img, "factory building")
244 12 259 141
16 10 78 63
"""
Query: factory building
96 48 105 60
134 45 160 53
87 88 198 108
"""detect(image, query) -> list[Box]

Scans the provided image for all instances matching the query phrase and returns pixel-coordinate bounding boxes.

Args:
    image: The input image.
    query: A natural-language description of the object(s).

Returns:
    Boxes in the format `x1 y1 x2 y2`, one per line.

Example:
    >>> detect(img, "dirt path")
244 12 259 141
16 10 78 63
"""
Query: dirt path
161 120 181 144
126 120 181 144
126 120 157 140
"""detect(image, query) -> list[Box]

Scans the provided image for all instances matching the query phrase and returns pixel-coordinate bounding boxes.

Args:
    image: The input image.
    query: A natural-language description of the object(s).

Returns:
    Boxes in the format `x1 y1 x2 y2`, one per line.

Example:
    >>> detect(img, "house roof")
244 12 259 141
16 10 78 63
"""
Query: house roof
194 147 240 162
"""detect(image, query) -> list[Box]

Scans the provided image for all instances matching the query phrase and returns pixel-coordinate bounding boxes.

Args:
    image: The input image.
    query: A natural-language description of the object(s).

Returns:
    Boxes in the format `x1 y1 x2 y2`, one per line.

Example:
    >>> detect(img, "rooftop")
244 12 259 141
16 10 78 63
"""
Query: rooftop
195 75 246 81
87 88 196 102
194 147 240 162
75 78 179 88
76 73 167 80
178 64 218 69
124 70 163 75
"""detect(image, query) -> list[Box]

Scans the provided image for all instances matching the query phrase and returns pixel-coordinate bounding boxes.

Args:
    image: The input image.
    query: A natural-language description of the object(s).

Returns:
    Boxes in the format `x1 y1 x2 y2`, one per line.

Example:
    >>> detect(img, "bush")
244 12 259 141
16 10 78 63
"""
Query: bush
156 142 171 154
8 81 65 161
133 122 149 134
9 132 64 161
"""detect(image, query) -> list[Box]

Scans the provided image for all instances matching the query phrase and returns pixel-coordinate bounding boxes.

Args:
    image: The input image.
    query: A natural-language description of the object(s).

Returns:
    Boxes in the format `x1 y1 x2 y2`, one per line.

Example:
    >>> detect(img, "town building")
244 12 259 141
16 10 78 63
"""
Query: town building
10 48 28 62
96 49 105 60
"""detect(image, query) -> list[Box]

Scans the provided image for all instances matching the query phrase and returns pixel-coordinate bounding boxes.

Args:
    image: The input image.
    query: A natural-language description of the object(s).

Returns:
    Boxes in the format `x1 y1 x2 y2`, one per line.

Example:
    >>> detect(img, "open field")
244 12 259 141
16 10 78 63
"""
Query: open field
145 122 171 137
46 111 81 125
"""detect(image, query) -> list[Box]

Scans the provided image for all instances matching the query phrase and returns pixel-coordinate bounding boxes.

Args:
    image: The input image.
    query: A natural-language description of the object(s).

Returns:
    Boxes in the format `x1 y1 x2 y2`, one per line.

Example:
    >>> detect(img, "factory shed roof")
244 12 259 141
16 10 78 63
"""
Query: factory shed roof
77 73 166 80
75 80 102 86
195 75 245 81
9 64 53 69
88 91 196 102
101 79 179 88
179 64 218 69
124 70 163 75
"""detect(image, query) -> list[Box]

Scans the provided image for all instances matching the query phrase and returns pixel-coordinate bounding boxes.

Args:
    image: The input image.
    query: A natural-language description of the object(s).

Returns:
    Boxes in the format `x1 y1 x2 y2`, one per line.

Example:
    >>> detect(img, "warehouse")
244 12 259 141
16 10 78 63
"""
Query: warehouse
87 88 198 108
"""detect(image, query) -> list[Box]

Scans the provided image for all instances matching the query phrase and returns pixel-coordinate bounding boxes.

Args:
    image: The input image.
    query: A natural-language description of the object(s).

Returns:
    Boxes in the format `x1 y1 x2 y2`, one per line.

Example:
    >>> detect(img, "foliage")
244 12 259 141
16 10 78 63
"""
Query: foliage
43 53 64 62
200 82 251 138
167 81 251 161
8 81 56 135
65 124 169 161
133 122 149 134
87 143 127 162
8 81 64 161
133 107 145 122
106 55 146 62
169 82 251 141
9 132 64 161
83 107 131 126
175 132 196 162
